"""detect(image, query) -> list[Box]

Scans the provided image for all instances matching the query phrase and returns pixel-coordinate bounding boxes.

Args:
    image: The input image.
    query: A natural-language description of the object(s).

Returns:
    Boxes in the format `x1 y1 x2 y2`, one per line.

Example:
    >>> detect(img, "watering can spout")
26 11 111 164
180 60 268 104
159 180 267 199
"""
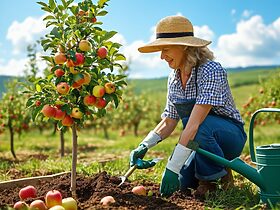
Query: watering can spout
187 142 266 190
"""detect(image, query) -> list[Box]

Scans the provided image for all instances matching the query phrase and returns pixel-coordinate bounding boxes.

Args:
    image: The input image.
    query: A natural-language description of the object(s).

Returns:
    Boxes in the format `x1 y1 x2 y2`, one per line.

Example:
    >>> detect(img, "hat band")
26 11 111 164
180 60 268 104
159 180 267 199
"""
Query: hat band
156 32 194 39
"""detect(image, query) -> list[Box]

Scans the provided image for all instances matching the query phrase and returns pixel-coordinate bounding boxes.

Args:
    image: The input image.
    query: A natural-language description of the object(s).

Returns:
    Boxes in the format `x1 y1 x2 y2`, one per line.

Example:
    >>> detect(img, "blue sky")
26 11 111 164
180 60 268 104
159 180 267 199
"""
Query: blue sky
0 0 280 78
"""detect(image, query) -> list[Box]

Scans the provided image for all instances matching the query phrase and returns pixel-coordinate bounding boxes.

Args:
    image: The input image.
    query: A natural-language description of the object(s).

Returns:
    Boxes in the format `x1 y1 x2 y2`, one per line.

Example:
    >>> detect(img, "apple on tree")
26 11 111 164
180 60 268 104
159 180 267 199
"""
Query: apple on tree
92 85 105 98
61 115 74 127
95 98 107 109
41 105 56 118
83 95 96 106
54 108 66 121
73 52 85 66
97 46 108 59
57 82 70 95
55 69 65 77
104 82 116 94
79 40 92 52
71 107 83 119
54 52 67 65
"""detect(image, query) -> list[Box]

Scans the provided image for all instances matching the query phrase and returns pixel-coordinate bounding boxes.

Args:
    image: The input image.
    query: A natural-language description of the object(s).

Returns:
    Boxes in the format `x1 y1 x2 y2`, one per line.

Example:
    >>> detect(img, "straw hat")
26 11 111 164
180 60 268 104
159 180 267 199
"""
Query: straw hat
138 15 211 53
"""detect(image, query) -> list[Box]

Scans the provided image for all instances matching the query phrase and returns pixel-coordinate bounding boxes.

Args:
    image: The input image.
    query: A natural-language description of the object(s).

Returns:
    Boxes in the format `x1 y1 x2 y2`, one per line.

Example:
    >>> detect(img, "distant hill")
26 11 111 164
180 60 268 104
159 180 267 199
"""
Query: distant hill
226 65 280 72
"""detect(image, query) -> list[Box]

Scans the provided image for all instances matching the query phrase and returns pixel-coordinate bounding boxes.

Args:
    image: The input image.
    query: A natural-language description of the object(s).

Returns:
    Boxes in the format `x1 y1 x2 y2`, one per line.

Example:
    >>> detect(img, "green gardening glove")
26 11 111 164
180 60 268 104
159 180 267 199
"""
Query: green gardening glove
135 158 156 169
130 144 148 167
160 168 179 197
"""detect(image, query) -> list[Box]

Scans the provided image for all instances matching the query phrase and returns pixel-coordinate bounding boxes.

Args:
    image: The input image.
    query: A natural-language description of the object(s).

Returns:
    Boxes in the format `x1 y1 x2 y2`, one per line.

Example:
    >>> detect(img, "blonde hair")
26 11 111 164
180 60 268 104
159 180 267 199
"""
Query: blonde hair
185 47 214 67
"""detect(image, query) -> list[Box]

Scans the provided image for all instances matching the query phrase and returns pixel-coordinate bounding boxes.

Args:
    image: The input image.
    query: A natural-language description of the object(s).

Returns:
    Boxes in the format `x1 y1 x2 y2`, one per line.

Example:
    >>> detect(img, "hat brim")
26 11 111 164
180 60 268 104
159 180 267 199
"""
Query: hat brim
138 37 211 53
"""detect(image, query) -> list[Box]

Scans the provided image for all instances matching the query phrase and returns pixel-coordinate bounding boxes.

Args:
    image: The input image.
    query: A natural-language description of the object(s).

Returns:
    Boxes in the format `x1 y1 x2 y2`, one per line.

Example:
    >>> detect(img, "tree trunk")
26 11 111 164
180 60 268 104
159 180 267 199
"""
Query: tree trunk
71 123 78 198
60 130 65 157
133 122 139 137
8 118 17 159
103 127 109 139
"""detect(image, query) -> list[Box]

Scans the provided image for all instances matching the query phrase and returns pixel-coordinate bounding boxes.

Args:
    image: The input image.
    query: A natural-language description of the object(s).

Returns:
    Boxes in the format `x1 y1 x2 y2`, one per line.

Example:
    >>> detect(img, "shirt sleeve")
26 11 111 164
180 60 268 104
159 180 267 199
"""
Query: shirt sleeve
161 74 180 120
196 64 227 106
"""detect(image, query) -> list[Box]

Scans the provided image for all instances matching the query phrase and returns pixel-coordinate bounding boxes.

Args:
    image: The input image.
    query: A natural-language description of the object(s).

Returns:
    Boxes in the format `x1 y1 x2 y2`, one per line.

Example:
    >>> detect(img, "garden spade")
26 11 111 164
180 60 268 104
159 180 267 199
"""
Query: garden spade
118 157 163 187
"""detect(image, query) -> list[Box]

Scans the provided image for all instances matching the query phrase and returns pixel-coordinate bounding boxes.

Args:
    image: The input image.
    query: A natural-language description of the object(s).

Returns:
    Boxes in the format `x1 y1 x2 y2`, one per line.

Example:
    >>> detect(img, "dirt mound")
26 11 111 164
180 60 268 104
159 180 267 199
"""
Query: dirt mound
0 171 205 209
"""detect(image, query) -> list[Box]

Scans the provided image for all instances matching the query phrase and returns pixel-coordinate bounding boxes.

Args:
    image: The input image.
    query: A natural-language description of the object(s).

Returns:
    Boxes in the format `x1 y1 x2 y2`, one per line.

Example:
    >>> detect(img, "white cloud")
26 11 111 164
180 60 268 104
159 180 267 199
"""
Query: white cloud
6 15 48 55
0 58 29 76
215 15 280 67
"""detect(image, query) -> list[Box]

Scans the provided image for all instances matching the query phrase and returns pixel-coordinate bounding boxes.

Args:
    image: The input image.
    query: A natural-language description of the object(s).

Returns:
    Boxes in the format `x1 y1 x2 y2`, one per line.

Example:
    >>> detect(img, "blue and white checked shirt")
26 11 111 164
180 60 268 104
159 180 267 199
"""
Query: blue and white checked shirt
161 60 244 124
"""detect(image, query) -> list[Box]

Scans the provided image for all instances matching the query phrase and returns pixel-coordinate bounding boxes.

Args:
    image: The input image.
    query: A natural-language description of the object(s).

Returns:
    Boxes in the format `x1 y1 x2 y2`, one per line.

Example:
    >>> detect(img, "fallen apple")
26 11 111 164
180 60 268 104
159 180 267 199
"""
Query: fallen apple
45 190 62 208
131 185 146 196
13 201 29 210
100 196 115 206
48 205 65 210
62 197 77 210
19 185 37 200
30 199 47 210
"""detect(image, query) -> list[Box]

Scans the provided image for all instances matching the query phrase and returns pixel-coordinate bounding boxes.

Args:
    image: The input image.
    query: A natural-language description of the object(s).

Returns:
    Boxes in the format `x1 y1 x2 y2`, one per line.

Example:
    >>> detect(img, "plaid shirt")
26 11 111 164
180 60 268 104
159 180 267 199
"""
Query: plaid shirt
161 60 244 124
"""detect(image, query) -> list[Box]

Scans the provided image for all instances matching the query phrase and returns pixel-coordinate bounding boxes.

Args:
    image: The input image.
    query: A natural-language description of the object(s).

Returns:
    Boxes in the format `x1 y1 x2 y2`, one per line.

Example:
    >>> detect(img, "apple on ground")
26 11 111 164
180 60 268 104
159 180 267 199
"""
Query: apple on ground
62 197 77 210
132 185 146 196
54 108 66 121
48 205 65 210
100 196 115 206
83 95 96 106
61 115 74 127
41 105 56 118
55 69 65 77
30 199 47 210
45 190 62 208
97 46 108 59
104 82 116 94
95 98 107 109
92 85 105 98
57 82 70 95
19 185 37 200
13 201 29 210
71 108 83 119
54 52 67 65
79 40 92 52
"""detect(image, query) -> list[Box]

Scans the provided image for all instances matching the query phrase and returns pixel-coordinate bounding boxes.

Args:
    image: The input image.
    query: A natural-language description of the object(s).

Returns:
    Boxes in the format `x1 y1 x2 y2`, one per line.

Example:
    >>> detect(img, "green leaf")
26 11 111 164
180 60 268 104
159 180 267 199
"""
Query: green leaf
49 0 56 10
70 5 79 15
111 94 119 108
97 10 108 16
37 1 48 7
41 56 54 64
43 15 55 21
98 0 108 7
114 54 126 61
102 31 117 41
61 0 67 8
36 84 42 92
50 27 62 39
32 106 42 122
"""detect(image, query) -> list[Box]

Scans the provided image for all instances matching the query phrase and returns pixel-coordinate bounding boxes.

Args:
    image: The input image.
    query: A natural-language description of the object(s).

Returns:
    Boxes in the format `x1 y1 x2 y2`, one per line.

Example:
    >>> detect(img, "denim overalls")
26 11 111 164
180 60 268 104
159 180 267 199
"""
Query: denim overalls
173 70 247 190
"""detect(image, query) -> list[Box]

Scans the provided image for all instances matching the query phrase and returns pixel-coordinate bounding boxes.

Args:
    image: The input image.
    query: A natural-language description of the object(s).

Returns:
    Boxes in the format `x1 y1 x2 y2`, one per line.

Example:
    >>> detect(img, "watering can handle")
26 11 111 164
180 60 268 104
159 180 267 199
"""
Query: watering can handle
249 108 280 162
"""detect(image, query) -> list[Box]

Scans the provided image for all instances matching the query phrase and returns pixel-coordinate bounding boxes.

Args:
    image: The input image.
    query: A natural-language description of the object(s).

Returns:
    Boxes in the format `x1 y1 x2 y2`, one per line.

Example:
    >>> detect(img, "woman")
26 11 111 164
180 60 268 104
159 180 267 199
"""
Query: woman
130 15 247 197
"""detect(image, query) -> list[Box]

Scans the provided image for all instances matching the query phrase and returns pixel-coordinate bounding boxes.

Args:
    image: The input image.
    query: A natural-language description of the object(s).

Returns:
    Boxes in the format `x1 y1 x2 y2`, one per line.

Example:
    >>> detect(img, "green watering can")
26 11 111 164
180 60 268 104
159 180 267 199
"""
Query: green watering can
188 108 280 206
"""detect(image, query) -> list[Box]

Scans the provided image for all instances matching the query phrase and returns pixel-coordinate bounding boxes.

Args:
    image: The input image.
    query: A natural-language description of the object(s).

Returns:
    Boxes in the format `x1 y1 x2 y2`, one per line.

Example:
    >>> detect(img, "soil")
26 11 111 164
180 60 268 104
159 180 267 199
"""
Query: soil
0 171 206 210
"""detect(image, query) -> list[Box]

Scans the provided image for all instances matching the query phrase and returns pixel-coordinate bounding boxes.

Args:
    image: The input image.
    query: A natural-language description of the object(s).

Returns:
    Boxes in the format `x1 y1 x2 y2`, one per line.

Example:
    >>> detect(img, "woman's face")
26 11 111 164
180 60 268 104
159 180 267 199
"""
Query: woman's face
160 45 186 70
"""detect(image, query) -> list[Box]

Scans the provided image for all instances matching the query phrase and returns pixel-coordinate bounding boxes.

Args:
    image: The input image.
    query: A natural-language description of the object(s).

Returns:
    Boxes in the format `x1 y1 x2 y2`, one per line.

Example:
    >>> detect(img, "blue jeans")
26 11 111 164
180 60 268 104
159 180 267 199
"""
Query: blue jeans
179 115 247 190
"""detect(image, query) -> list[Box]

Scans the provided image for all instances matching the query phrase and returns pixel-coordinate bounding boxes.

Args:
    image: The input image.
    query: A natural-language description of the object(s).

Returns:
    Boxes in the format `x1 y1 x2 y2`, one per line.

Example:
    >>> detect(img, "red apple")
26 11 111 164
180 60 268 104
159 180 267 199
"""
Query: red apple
55 69 65 77
91 17 97 23
19 185 37 200
54 52 67 65
54 108 66 121
95 98 107 109
100 196 115 206
62 197 77 210
45 190 62 208
13 201 29 210
66 59 75 68
35 100 41 107
104 82 116 94
79 40 92 52
92 85 105 98
30 200 47 210
97 46 108 59
61 115 74 127
41 105 56 118
56 82 70 95
83 95 96 106
73 53 85 66
132 185 146 196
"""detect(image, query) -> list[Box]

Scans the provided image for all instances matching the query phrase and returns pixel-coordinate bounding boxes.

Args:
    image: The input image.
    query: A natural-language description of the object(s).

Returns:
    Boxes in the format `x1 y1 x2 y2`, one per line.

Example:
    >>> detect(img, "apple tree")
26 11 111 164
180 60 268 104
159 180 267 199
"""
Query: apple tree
0 80 31 159
25 0 126 196
241 71 280 126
